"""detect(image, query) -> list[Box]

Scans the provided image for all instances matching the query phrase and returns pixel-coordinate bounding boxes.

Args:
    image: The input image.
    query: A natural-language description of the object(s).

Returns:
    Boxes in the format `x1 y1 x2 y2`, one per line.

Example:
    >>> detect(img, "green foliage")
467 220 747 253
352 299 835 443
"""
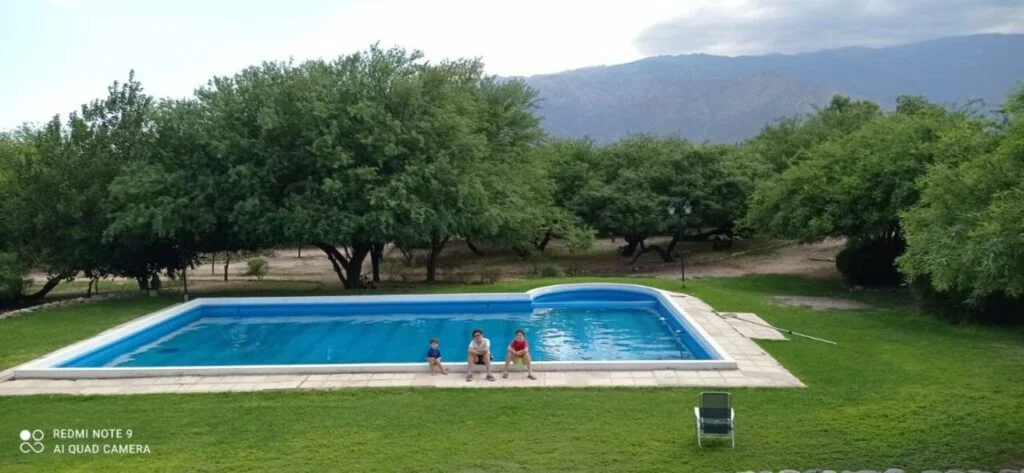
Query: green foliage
244 257 269 281
537 262 564 278
746 104 982 244
0 252 30 304
898 85 1024 318
550 135 748 253
745 96 994 286
747 95 882 175
562 224 597 256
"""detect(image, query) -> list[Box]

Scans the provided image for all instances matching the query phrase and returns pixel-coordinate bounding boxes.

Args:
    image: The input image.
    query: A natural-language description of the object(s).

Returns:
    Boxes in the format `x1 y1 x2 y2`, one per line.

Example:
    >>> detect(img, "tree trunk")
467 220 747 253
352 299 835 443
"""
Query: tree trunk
150 274 162 291
665 231 681 260
535 229 553 252
465 238 484 256
211 253 216 275
618 234 644 256
182 266 189 302
315 242 371 289
223 254 230 282
398 246 415 266
425 237 449 283
136 276 150 292
370 243 384 282
86 278 94 298
22 275 66 302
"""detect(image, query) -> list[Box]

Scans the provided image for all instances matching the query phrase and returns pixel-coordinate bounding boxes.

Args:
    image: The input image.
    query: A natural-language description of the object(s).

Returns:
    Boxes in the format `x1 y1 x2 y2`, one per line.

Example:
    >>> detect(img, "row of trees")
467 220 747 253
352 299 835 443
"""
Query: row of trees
743 93 1024 322
1 43 1021 322
1 45 756 304
0 46 566 298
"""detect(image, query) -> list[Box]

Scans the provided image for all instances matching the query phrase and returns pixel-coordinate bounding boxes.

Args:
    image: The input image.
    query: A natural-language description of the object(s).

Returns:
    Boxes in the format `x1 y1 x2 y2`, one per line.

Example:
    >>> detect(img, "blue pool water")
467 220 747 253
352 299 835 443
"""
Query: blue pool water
58 288 718 368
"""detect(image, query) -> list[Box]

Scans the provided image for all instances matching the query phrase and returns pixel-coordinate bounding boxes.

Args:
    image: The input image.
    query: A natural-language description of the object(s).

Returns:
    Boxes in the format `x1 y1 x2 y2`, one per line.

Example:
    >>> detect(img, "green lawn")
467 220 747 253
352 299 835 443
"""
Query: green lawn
1 276 1022 472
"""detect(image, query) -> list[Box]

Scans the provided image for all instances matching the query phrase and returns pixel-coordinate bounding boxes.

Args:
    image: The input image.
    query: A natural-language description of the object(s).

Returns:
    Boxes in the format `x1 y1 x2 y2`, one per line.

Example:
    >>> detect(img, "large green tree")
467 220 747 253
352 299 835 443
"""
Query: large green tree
555 135 747 261
898 85 1024 315
748 95 882 176
745 96 995 285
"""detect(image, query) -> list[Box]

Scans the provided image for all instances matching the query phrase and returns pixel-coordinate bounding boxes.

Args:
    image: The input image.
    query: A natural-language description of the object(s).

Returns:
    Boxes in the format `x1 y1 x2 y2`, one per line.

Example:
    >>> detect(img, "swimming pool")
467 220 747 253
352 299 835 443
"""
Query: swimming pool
12 283 736 379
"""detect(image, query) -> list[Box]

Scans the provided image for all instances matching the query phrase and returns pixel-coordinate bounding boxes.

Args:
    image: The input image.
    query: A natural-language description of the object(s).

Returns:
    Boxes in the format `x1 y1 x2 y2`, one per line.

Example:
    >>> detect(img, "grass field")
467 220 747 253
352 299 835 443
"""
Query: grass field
1 276 1022 472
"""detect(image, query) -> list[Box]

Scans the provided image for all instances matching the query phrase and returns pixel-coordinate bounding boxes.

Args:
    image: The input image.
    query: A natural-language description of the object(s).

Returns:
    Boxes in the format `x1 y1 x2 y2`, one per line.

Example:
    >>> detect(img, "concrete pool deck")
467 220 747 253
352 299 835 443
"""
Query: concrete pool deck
0 292 804 395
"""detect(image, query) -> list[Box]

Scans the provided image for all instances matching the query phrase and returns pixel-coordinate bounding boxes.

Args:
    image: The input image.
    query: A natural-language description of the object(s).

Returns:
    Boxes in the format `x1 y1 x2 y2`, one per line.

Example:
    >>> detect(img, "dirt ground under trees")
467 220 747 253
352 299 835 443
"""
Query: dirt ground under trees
182 238 846 285
28 238 847 297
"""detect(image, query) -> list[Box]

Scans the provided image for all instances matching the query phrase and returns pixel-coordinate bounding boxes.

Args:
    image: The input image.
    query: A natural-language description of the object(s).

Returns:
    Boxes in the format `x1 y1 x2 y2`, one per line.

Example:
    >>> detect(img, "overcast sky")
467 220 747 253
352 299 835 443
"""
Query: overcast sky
2 0 1023 129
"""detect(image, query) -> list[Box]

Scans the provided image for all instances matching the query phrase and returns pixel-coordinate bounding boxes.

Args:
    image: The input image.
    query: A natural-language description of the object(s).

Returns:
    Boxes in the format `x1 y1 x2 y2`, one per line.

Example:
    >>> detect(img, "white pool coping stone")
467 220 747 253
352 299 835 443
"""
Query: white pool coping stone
0 284 805 393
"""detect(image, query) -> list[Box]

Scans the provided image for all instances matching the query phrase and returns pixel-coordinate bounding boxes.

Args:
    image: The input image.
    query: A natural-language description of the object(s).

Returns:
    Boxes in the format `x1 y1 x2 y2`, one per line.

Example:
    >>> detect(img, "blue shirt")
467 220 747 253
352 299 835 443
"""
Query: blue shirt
426 347 441 358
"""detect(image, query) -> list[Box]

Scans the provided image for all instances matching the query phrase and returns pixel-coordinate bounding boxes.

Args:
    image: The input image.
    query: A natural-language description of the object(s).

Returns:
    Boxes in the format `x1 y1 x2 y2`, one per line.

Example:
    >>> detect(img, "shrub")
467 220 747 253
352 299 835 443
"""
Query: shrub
835 238 905 287
244 257 269 281
537 262 564 278
563 225 597 257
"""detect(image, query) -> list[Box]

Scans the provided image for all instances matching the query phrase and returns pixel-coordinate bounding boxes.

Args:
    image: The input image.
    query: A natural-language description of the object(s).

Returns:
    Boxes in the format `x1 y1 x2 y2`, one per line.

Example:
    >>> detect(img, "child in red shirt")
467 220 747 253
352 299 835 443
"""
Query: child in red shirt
502 329 536 380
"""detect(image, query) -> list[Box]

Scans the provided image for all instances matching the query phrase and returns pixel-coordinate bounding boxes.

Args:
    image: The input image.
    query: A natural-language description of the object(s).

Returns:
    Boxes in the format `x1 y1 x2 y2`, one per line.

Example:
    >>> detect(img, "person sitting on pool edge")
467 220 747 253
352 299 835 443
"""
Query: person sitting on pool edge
502 329 536 380
426 338 448 375
466 328 495 382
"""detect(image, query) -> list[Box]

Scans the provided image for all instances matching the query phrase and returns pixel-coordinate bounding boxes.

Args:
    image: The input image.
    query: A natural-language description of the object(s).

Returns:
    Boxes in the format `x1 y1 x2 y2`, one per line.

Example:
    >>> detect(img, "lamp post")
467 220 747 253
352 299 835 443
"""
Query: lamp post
668 202 692 285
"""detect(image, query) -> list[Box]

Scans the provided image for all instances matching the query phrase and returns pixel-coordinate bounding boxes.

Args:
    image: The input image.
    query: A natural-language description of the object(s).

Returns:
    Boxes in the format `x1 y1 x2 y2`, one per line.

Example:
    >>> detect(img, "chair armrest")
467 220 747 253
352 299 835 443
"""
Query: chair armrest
730 408 735 421
693 407 701 419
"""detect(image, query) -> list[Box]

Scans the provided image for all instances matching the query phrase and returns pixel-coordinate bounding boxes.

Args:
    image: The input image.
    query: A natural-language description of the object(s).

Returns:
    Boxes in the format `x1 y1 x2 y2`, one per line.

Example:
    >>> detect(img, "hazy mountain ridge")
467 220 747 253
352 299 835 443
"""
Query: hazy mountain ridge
523 34 1024 143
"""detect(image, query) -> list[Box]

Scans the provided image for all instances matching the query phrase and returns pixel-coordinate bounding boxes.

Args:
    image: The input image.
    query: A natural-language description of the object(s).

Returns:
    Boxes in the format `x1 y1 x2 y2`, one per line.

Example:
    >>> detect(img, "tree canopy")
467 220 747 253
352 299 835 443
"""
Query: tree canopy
1 44 1021 322
898 86 1024 307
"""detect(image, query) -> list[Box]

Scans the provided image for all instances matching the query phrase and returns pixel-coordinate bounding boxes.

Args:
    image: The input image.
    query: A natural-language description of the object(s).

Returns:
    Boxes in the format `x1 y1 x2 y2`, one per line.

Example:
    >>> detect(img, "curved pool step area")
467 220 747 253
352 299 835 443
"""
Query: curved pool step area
0 284 804 394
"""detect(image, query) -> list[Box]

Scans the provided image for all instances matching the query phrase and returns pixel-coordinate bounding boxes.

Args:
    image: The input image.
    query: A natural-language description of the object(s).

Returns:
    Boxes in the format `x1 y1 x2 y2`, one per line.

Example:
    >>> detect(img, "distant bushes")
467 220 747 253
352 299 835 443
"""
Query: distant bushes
536 262 564 278
244 258 269 281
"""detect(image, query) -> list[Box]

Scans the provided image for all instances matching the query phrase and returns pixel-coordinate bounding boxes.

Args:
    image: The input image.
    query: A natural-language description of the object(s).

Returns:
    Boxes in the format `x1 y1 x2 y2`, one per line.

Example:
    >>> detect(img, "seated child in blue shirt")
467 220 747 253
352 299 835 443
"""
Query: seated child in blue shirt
426 338 448 375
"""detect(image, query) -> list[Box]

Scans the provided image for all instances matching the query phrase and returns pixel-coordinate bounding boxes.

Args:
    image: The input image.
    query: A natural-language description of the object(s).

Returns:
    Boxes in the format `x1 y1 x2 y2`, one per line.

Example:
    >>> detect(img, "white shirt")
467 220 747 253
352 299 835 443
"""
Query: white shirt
468 337 491 352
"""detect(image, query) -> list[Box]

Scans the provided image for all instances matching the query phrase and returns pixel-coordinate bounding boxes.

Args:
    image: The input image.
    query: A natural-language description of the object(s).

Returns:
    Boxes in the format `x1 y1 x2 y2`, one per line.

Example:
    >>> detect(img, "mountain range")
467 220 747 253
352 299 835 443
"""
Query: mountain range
522 34 1024 143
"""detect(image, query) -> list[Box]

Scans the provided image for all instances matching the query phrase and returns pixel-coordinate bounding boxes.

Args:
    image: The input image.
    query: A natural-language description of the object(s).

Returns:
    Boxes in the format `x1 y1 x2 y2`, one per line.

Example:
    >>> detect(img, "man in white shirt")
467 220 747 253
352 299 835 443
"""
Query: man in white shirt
466 328 495 382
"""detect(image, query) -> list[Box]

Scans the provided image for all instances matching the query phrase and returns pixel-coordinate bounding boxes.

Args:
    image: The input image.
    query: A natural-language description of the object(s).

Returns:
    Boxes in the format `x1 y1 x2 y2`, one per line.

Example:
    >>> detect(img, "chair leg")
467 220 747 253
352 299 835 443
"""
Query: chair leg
695 421 702 448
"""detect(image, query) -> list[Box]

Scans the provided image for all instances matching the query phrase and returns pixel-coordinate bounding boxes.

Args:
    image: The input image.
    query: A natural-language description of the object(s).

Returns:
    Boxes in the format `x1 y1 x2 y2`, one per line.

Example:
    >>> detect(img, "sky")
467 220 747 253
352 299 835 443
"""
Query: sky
2 0 1022 129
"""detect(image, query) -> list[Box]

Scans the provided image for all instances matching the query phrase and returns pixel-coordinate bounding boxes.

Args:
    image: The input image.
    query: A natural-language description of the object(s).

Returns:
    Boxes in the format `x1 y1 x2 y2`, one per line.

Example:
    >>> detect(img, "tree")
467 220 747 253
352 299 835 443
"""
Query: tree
898 85 1024 318
556 135 746 261
370 58 489 282
197 48 422 288
745 97 993 285
747 95 882 175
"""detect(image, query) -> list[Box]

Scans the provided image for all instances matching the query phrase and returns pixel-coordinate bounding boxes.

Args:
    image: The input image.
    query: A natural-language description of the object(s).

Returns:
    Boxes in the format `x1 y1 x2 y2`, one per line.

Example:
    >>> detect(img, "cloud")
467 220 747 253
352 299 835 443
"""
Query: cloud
634 0 1024 56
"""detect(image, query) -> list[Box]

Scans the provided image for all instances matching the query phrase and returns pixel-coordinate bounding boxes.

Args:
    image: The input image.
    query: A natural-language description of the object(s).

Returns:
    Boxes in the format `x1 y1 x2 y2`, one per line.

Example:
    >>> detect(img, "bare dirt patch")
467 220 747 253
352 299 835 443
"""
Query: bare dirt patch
643 239 844 280
769 296 871 310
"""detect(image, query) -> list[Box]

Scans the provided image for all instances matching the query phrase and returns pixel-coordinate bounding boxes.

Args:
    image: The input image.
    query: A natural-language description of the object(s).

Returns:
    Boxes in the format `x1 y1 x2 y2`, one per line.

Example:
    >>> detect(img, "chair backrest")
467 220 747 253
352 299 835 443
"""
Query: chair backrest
700 391 731 419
